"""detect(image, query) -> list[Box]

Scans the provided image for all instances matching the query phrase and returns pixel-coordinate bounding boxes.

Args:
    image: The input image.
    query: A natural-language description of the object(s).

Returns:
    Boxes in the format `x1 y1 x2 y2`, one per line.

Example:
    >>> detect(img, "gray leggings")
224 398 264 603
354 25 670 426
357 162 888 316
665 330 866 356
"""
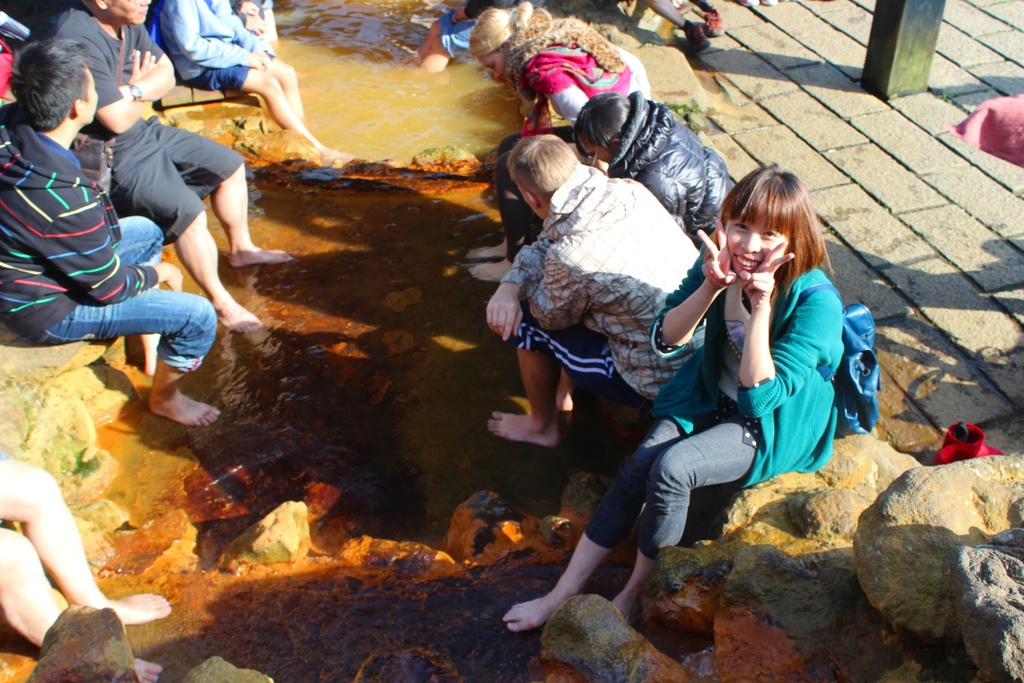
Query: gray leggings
586 414 757 559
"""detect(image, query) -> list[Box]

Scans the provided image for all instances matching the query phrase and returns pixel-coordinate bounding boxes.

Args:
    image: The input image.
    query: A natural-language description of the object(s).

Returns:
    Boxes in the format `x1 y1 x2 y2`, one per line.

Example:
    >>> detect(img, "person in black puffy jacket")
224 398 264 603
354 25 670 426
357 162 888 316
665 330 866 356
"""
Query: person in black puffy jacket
574 91 732 247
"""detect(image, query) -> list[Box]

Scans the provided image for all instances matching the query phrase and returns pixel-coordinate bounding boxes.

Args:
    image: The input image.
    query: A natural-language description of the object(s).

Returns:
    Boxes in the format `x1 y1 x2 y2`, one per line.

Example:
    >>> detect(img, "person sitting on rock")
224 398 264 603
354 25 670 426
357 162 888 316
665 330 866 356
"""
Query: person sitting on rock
0 38 220 426
416 0 548 73
574 91 732 247
485 135 700 447
465 3 653 281
158 0 347 167
51 0 292 334
503 165 845 631
0 453 172 683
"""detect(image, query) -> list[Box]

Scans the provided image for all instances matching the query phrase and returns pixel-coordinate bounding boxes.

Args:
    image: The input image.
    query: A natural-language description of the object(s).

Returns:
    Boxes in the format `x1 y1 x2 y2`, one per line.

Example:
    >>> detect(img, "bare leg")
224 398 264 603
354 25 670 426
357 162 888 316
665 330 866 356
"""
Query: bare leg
641 0 693 28
467 238 507 261
503 532 613 631
208 165 294 268
556 370 575 412
140 334 159 377
0 530 62 646
610 551 656 624
469 259 511 282
173 214 263 332
263 8 279 43
488 347 561 448
148 360 221 427
417 20 451 72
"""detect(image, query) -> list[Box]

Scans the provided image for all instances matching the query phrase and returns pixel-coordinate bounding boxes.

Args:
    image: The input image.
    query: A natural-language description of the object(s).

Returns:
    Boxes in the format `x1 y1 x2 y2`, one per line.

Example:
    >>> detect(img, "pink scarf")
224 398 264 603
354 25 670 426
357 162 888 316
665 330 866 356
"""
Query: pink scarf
944 95 1024 169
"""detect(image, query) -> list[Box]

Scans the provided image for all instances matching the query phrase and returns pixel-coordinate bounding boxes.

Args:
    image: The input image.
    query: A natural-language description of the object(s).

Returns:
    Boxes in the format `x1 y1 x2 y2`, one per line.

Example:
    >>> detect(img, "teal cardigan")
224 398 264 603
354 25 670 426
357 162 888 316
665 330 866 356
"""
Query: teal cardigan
650 261 845 486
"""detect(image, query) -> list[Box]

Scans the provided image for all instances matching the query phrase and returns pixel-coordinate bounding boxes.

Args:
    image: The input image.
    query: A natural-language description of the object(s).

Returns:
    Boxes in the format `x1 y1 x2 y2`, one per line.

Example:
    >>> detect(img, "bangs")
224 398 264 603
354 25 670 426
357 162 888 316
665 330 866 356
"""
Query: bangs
722 170 802 238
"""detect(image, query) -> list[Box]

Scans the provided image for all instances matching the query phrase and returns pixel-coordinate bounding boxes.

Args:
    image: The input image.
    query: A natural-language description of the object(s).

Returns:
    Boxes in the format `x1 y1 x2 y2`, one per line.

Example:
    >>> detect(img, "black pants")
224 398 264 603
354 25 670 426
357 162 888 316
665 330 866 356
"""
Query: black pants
494 126 575 262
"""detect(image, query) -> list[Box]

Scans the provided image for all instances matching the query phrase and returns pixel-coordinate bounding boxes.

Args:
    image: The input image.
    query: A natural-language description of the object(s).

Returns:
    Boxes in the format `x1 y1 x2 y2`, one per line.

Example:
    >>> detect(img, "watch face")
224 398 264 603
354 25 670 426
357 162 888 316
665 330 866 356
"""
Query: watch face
130 84 143 100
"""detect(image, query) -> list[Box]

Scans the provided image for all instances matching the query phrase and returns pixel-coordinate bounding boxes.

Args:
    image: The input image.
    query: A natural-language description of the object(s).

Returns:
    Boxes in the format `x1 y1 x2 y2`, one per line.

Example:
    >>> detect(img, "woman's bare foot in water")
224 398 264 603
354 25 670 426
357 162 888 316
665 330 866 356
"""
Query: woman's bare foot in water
469 259 511 282
611 590 642 625
556 371 574 412
467 241 507 261
503 593 565 632
213 298 263 333
487 411 561 447
228 247 293 268
106 594 172 625
135 659 163 683
149 391 221 426
318 148 354 168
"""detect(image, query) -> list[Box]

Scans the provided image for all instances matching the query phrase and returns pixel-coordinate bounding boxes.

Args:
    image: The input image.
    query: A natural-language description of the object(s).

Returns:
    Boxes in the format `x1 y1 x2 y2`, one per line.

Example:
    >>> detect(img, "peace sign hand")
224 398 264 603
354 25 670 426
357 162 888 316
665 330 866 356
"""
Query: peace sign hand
738 240 795 309
697 222 736 293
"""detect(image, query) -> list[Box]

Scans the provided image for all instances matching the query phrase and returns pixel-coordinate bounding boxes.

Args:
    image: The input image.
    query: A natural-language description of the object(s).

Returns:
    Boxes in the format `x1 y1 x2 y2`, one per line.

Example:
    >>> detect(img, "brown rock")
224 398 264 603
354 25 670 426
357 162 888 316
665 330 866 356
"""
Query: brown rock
410 147 481 175
643 545 731 637
335 536 457 574
353 648 461 683
221 501 310 567
26 606 135 683
182 656 273 683
440 491 541 564
234 130 319 165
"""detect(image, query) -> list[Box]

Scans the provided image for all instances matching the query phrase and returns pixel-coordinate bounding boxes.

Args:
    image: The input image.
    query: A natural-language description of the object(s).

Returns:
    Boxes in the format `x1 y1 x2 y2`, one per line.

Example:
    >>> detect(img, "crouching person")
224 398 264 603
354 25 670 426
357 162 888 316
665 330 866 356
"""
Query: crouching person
0 39 219 426
485 135 701 447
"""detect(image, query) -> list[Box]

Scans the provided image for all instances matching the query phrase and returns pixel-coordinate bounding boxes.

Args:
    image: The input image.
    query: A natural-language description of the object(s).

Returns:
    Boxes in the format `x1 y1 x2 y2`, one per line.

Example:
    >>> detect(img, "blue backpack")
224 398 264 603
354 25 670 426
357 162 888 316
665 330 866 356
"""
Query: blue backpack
146 0 168 52
797 283 881 436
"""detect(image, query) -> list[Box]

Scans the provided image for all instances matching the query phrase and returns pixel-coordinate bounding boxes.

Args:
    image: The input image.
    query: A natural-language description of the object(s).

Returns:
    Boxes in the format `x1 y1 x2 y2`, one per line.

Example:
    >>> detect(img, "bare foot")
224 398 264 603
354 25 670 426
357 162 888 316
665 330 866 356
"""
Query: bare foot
556 371 574 412
214 299 263 333
107 594 171 625
319 148 354 168
503 594 563 632
611 590 641 625
487 411 560 448
140 334 159 377
149 391 221 426
228 248 294 268
467 242 507 261
135 659 163 683
469 259 511 282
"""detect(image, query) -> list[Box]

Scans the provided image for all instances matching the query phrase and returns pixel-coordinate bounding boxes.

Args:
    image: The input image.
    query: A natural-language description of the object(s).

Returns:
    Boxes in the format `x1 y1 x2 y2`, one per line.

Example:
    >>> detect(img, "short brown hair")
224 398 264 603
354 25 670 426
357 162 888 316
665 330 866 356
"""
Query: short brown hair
507 135 579 200
717 164 830 295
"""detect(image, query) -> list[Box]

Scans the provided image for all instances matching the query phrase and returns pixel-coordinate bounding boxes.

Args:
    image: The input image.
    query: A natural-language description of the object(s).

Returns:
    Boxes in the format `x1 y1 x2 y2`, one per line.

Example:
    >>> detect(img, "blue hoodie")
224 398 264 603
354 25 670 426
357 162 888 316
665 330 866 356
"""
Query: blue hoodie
160 0 268 82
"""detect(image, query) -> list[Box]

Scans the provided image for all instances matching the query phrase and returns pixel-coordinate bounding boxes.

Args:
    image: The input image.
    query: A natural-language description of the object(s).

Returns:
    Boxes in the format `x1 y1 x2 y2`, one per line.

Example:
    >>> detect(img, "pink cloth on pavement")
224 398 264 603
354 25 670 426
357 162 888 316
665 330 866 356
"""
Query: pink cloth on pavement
944 94 1024 169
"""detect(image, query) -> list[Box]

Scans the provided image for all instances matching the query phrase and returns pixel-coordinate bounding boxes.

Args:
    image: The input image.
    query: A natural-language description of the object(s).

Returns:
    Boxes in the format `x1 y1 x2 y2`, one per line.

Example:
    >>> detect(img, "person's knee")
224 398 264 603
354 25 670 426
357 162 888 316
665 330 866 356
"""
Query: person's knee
647 449 698 498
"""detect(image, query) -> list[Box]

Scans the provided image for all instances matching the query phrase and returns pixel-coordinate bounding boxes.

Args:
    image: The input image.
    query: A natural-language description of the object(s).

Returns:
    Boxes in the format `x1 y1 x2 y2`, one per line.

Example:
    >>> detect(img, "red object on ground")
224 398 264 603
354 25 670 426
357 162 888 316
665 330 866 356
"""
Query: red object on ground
932 422 1004 465
944 95 1024 169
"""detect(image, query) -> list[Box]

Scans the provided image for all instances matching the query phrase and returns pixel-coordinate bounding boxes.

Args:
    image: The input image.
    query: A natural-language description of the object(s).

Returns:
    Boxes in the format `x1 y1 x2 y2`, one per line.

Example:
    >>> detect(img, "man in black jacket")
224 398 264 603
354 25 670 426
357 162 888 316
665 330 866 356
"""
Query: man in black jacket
0 38 219 426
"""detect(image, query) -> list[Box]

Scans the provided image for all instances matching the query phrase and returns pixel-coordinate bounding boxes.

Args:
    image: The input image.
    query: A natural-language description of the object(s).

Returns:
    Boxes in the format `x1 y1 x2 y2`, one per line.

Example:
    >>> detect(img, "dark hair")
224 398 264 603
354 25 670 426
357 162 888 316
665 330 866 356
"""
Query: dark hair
11 39 91 132
573 92 630 159
716 164 830 296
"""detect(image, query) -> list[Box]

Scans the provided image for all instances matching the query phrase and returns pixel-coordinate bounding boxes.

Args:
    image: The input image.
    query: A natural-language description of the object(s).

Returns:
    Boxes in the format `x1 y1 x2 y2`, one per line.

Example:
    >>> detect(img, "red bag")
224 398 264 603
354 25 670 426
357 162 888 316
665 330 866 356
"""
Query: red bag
0 37 13 102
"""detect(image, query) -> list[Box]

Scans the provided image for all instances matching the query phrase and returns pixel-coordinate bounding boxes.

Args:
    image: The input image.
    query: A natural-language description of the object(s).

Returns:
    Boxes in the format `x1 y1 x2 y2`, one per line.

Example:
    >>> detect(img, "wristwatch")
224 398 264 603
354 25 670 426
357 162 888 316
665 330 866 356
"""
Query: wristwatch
128 84 143 101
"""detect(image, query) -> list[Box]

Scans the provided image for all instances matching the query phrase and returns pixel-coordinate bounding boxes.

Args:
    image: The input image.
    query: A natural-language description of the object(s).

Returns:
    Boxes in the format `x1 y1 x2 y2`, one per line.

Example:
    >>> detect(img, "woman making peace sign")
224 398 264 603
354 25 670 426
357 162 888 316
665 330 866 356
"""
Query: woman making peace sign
503 164 846 632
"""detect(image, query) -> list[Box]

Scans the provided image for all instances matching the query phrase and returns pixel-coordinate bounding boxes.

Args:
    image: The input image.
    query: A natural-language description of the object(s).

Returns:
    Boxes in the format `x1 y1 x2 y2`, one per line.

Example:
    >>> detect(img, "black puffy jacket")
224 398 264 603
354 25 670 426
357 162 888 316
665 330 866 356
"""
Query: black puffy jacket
608 92 732 246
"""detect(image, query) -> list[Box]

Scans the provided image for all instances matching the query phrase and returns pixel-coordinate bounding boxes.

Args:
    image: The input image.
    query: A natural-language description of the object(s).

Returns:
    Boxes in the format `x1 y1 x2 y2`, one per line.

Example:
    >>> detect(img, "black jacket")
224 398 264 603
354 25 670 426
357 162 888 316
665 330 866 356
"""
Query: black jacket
608 92 732 246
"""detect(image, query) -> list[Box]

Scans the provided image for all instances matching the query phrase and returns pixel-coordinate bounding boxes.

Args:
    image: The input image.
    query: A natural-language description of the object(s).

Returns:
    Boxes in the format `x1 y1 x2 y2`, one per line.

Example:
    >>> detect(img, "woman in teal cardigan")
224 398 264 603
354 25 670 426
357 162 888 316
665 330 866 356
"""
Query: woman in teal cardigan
503 165 845 631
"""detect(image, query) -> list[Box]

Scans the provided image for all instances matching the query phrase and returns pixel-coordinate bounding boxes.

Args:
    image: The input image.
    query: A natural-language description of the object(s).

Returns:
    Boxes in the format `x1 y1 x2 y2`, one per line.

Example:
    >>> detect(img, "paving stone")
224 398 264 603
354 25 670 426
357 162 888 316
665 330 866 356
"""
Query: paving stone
824 230 913 320
759 89 869 150
967 59 1024 95
701 48 800 101
728 23 822 71
873 364 945 455
939 131 1024 193
826 143 949 213
983 412 1024 456
715 1 766 31
967 0 1010 8
751 2 825 39
929 53 992 96
815 1 873 45
889 92 970 135
979 30 1024 67
848 109 967 174
707 133 762 181
936 22 1005 67
900 204 1024 292
992 286 1024 328
944 0 1017 35
791 22 868 80
980 344 1024 408
984 0 1024 30
733 125 849 189
952 88 1002 110
707 102 778 134
849 0 875 11
881 255 1023 354
924 166 1024 239
812 184 937 268
788 62 890 117
875 316 1015 428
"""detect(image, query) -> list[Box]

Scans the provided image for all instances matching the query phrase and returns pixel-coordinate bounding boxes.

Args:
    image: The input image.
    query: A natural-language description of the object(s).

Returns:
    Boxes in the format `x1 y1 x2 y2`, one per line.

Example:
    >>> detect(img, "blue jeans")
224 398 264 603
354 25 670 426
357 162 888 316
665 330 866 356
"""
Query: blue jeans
28 217 217 373
586 414 757 559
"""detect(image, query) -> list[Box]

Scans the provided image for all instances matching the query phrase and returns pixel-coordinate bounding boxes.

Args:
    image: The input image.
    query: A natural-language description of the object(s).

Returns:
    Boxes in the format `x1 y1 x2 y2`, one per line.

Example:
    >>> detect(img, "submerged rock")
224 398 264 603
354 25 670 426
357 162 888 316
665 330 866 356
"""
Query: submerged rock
854 454 1024 643
182 656 274 683
234 130 320 165
221 501 311 567
644 544 732 638
410 147 481 175
541 594 692 682
26 606 135 683
353 648 461 683
944 527 1024 682
441 491 541 564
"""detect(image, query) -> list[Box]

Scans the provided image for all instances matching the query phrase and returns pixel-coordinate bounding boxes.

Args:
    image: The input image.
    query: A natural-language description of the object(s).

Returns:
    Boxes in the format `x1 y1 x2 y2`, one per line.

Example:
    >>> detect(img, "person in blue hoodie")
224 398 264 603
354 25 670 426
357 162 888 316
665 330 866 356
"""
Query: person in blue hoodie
158 0 347 166
0 39 219 427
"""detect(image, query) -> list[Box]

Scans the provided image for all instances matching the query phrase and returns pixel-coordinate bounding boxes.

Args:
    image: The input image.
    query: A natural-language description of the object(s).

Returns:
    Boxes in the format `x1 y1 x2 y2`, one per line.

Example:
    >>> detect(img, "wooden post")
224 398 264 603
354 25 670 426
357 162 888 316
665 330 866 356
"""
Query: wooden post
862 0 947 100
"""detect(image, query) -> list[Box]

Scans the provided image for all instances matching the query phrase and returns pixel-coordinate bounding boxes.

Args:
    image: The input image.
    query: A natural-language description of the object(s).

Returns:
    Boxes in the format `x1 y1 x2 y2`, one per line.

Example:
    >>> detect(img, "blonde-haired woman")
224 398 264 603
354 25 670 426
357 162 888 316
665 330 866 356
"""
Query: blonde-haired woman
466 2 651 279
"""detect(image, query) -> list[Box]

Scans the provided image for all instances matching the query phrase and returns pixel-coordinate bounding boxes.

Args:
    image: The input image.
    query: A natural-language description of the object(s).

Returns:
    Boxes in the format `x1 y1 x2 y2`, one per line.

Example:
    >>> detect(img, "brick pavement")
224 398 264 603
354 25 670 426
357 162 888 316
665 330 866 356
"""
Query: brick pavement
689 0 1024 455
